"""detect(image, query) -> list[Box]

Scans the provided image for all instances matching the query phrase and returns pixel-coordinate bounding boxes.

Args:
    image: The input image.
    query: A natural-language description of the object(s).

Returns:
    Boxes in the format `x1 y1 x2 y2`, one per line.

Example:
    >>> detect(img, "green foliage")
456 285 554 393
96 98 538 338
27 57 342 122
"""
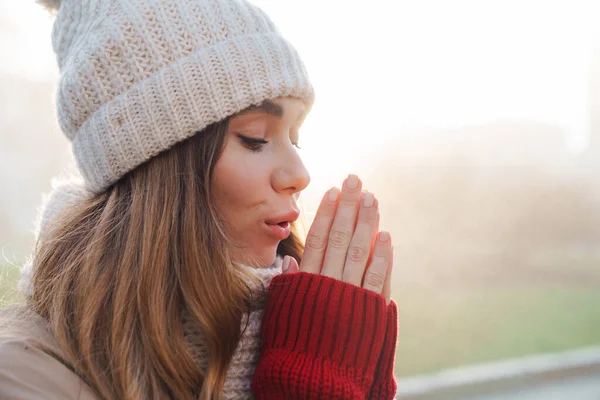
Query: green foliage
395 285 600 376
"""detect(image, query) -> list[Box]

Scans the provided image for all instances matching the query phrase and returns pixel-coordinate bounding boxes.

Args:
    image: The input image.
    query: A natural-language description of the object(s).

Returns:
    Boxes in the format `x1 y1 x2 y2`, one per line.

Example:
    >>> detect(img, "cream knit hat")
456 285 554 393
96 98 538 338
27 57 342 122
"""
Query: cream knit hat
39 0 314 193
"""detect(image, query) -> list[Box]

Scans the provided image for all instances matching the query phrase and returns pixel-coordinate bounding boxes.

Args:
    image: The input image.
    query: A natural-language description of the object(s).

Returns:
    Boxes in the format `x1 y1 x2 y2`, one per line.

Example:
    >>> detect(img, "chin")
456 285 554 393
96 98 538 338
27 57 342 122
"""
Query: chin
253 245 279 268
235 243 279 267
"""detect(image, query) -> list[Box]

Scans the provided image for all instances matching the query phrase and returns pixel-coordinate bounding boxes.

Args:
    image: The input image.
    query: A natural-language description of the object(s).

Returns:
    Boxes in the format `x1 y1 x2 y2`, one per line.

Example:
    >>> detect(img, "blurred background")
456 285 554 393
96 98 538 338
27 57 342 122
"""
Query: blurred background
1 0 599 397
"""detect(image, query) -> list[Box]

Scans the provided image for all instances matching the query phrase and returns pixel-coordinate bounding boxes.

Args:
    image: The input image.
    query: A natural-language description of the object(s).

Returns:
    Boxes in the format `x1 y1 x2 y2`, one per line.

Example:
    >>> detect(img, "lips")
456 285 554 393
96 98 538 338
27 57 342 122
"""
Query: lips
265 209 300 226
264 209 299 240
264 221 291 240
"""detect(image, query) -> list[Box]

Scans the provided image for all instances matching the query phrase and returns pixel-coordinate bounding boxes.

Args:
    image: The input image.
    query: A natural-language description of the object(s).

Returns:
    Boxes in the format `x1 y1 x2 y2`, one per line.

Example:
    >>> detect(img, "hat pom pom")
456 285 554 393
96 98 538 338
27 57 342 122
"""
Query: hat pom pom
37 0 61 12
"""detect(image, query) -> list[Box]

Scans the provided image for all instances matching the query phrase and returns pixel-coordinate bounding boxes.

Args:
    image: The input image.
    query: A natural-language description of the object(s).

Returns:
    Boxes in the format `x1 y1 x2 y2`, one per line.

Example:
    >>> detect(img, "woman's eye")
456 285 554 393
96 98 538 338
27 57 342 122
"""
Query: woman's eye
237 134 268 152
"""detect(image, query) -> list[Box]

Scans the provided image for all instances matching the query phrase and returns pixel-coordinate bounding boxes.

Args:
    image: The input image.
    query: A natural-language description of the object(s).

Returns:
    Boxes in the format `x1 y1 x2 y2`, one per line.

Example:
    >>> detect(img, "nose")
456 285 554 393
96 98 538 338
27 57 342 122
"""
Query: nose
272 145 310 195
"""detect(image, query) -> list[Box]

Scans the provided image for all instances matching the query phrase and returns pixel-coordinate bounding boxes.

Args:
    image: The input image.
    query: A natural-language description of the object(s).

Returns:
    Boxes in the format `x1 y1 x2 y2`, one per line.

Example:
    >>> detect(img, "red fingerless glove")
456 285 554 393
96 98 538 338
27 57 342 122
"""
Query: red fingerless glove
251 272 397 399
367 301 398 399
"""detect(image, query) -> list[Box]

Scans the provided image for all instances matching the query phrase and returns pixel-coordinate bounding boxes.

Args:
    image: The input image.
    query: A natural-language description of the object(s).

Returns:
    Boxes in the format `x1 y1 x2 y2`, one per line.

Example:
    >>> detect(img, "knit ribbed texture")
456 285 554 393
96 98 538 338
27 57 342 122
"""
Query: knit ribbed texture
252 272 398 399
367 304 399 399
48 0 314 193
183 259 284 400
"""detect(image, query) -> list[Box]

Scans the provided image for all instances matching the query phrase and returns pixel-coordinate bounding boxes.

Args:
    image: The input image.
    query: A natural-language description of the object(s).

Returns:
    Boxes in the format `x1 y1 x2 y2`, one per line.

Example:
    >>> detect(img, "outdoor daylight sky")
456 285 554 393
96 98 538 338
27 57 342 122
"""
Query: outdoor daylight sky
3 2 600 387
3 0 600 155
2 0 600 230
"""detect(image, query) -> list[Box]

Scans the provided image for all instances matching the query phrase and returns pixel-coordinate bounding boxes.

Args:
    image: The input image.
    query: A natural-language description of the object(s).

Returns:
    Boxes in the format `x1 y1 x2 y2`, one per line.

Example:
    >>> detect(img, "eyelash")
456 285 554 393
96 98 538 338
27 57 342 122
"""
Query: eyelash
237 134 302 152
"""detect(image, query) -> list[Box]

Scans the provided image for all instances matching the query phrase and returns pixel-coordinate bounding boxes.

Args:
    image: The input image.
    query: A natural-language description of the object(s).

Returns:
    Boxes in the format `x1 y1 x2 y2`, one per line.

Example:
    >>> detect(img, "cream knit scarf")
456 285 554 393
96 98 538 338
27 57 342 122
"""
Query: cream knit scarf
20 178 283 399
183 259 283 399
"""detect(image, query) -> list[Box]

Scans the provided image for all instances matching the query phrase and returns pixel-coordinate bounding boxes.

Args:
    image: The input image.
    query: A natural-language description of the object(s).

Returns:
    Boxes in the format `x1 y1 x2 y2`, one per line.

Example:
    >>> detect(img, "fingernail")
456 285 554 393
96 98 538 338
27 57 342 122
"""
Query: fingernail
379 231 390 243
328 187 339 201
363 192 374 208
282 256 290 272
346 174 358 190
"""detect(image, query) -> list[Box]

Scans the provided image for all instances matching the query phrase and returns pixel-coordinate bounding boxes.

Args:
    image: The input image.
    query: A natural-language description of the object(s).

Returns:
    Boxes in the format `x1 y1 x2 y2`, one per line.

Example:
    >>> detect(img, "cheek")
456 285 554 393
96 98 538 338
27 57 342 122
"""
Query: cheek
211 140 281 265
212 143 270 224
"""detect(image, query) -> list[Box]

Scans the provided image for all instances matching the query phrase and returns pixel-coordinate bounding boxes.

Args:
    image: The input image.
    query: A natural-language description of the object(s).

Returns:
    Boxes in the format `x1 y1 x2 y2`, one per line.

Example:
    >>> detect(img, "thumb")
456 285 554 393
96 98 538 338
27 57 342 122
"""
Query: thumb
281 255 299 275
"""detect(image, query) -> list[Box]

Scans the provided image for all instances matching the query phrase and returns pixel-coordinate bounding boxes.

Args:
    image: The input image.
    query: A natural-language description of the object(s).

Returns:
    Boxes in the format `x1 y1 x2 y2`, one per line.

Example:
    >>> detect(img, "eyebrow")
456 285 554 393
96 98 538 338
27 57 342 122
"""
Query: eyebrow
236 99 306 122
239 99 283 117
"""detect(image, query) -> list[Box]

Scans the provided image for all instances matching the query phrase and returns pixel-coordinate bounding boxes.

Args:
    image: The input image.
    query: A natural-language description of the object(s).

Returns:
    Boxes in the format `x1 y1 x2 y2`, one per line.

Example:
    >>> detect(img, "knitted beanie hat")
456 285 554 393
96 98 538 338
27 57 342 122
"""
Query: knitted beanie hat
39 0 314 193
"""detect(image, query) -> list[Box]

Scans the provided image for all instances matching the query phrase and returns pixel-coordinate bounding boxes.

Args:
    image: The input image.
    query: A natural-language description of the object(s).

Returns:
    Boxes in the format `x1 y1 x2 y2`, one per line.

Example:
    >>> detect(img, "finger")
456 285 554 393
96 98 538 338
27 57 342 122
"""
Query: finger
282 255 300 275
342 192 379 286
299 187 339 274
382 246 393 305
321 175 362 280
362 231 392 295
366 207 380 270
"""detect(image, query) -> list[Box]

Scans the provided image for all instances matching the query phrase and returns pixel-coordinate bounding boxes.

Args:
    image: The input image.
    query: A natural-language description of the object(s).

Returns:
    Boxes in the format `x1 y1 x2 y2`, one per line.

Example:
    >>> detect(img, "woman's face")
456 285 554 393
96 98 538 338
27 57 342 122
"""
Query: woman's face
212 96 310 266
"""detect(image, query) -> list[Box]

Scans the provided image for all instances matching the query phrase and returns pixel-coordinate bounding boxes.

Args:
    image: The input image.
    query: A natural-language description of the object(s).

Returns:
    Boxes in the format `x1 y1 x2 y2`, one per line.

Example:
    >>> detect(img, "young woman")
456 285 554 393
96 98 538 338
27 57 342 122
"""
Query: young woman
0 0 398 399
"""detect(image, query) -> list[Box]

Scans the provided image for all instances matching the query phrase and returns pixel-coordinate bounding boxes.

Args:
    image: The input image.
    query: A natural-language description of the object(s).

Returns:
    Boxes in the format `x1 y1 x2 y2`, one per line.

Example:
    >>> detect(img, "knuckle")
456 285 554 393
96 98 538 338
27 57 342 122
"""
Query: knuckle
364 270 386 289
347 245 368 263
328 229 350 248
305 233 326 251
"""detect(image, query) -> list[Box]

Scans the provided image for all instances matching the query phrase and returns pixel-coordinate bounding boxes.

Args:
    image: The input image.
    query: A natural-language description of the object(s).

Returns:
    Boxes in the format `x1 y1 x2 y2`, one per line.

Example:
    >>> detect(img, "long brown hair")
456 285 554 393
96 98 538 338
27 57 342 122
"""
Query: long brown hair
27 117 305 399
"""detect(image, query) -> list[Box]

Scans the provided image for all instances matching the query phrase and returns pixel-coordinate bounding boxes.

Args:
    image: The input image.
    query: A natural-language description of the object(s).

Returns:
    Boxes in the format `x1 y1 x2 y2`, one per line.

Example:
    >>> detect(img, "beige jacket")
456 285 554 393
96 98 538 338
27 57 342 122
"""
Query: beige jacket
0 306 98 399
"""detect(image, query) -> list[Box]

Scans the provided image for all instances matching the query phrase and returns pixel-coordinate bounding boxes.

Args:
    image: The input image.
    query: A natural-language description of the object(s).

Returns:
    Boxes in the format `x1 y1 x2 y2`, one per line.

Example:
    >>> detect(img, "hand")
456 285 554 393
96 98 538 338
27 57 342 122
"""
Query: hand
282 174 394 305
